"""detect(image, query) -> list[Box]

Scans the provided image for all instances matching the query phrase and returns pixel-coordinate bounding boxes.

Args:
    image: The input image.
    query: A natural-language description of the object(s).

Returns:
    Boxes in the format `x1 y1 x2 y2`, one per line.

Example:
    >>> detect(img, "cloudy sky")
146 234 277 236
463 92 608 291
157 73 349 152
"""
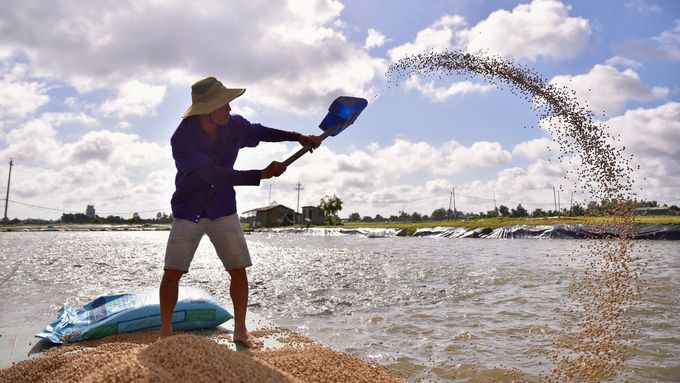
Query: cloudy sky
0 0 678 220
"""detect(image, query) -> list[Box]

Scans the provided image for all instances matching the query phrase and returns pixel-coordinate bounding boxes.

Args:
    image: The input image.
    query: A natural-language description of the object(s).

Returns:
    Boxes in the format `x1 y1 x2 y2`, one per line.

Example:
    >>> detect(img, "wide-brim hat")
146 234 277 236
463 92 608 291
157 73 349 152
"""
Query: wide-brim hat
182 77 245 118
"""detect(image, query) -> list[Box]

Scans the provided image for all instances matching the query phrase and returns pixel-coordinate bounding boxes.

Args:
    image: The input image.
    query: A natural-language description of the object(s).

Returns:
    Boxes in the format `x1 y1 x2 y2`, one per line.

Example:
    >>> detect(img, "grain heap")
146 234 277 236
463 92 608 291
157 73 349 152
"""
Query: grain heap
0 332 404 383
388 50 642 382
0 334 296 383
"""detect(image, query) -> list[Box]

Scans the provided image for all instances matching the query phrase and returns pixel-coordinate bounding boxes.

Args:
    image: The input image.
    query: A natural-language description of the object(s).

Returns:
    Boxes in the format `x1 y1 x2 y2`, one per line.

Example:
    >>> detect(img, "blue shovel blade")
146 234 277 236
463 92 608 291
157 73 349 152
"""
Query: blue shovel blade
318 96 368 136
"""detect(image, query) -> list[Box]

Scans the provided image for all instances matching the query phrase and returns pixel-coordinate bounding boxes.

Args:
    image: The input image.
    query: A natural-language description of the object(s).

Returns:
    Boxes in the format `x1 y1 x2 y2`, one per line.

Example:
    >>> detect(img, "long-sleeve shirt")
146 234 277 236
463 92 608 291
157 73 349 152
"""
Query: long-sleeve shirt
170 115 300 222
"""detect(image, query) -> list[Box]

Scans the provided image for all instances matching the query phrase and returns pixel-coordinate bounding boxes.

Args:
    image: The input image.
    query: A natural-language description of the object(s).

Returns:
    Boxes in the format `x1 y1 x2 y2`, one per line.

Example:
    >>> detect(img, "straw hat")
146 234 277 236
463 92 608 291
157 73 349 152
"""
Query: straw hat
182 77 245 118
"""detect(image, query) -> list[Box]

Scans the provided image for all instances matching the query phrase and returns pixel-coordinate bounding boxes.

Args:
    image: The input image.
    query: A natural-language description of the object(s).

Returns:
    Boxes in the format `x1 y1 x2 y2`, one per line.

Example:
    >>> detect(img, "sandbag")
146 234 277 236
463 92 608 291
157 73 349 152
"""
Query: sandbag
36 287 232 343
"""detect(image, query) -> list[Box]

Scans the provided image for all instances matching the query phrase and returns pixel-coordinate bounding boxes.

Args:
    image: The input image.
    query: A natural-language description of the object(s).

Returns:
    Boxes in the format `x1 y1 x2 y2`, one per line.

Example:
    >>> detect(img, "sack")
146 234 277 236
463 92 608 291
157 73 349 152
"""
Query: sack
36 287 232 343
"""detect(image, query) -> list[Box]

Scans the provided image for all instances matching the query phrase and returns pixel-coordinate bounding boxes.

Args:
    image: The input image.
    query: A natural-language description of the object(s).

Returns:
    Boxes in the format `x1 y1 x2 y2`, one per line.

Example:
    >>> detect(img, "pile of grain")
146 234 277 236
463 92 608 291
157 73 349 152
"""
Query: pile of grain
256 344 403 383
388 50 642 382
0 333 404 383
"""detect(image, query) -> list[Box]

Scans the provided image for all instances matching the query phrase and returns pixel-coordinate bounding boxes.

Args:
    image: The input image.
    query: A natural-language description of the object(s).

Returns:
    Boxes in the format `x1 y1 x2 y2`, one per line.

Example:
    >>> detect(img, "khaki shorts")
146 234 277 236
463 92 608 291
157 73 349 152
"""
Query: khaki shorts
164 214 252 272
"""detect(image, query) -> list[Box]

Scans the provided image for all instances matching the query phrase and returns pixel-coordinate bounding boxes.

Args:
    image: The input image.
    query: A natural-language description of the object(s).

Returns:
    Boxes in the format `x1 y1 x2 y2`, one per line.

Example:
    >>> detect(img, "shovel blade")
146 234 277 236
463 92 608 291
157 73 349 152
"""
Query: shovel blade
318 96 368 137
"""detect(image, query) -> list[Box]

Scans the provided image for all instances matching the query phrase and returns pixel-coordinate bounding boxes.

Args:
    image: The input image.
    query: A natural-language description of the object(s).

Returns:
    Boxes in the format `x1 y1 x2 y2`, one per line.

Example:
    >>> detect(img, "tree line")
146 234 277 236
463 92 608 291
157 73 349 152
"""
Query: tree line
347 200 678 223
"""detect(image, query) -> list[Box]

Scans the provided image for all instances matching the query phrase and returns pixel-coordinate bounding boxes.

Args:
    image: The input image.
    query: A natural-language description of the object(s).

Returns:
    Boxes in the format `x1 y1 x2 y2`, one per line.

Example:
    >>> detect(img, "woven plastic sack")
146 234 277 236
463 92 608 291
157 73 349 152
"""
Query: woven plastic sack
36 287 232 343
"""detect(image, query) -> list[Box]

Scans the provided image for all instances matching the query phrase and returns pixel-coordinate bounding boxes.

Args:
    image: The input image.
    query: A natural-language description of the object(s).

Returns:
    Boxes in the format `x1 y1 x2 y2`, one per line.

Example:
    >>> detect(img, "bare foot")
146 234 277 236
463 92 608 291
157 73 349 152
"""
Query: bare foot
233 330 263 348
158 327 172 340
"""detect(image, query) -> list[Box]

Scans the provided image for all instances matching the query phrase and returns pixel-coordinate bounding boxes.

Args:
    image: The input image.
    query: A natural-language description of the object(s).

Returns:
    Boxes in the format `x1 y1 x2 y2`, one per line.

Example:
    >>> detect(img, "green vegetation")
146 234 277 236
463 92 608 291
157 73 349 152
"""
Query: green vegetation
317 194 343 225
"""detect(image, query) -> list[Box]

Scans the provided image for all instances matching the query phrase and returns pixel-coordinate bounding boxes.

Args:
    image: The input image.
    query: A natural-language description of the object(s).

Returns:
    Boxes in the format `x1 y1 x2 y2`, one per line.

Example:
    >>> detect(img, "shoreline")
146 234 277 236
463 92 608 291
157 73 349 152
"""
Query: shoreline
0 313 404 382
2 221 680 239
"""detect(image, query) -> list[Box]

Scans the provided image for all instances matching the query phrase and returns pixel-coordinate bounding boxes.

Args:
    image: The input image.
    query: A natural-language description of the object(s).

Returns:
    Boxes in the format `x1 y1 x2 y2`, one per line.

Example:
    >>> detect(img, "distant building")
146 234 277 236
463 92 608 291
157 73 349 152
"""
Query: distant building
85 205 95 219
633 207 671 216
242 203 297 227
302 205 324 225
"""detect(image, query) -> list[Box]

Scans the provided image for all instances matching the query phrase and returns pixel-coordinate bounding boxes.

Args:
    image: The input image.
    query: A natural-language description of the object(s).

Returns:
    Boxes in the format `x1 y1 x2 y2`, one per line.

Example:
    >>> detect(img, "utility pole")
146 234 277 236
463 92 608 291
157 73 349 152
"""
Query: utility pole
570 191 574 214
557 189 561 213
452 188 457 219
3 158 13 222
553 187 557 214
493 192 498 216
294 182 303 225
448 190 453 220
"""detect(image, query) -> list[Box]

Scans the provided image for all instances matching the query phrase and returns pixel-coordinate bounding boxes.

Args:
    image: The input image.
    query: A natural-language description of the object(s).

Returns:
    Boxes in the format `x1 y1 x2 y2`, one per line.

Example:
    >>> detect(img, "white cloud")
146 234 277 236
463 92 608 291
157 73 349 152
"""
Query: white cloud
605 56 642 69
512 137 556 160
229 135 517 217
0 112 173 219
0 0 384 114
624 0 662 14
616 19 680 61
388 0 590 63
609 102 680 160
0 112 96 165
99 80 166 119
461 0 591 61
404 75 493 102
388 15 466 61
0 64 50 119
271 0 346 44
550 64 669 115
653 19 680 60
388 0 592 101
364 28 387 50
606 102 680 202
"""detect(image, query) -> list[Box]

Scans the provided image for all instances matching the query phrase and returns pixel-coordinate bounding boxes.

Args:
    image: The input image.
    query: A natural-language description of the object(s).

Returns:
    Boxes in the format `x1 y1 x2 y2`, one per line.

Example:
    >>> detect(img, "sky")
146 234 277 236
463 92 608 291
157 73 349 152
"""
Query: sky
0 0 679 220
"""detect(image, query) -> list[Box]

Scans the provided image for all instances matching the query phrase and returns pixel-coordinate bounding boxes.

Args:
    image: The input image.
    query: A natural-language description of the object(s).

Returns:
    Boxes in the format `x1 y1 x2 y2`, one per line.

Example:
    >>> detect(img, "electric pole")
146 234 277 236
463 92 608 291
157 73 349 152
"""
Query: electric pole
448 190 453 220
553 187 557 214
493 192 498 216
294 182 303 225
452 188 457 219
3 158 13 222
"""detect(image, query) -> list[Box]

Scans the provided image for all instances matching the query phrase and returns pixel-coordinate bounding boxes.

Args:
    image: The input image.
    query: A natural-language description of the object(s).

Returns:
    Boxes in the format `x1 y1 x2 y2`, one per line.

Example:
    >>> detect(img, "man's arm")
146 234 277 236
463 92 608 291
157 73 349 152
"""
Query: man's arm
192 165 262 186
195 161 288 184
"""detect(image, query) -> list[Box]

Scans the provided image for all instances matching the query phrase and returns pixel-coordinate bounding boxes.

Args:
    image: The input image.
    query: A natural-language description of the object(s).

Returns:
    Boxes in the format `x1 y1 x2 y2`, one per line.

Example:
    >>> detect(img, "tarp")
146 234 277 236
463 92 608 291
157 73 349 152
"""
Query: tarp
414 224 680 240
269 227 406 237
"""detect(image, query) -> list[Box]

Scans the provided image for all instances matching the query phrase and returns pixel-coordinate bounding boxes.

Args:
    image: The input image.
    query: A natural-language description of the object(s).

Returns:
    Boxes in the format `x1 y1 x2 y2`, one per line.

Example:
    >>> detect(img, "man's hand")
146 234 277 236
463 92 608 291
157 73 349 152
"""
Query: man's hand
261 161 287 179
298 135 322 151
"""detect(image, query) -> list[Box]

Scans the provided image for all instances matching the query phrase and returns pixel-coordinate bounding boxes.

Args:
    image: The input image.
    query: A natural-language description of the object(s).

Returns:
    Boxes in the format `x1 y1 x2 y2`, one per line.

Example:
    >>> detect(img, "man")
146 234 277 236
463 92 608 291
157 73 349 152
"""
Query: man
159 77 321 347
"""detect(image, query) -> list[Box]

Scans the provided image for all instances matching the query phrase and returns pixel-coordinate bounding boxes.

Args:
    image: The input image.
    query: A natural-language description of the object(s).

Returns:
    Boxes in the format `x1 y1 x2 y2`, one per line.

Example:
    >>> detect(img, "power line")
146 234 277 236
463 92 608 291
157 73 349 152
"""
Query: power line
8 199 171 216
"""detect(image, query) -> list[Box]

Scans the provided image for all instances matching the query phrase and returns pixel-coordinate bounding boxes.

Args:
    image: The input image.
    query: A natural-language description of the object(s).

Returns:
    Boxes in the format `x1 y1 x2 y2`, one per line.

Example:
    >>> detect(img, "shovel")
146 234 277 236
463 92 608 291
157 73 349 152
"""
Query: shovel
283 96 368 166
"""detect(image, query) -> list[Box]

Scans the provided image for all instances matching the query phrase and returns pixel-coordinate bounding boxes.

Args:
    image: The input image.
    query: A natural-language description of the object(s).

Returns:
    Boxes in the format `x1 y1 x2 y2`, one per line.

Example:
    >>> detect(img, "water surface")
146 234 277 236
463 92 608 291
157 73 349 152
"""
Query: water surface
0 232 677 382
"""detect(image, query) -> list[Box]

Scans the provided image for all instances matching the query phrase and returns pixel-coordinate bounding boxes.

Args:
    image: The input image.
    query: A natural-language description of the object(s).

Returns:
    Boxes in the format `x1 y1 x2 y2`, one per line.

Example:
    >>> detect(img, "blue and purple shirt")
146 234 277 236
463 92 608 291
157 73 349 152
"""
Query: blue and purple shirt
170 115 300 222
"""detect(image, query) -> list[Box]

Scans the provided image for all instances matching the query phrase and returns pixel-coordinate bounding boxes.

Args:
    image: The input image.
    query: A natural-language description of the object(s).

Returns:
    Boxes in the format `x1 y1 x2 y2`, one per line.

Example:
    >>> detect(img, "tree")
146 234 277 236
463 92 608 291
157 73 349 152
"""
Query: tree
532 208 546 217
129 212 142 224
361 216 373 222
570 204 586 216
498 205 510 217
511 204 528 217
374 214 385 222
398 211 409 221
318 194 343 225
348 212 361 221
410 212 422 222
430 208 447 221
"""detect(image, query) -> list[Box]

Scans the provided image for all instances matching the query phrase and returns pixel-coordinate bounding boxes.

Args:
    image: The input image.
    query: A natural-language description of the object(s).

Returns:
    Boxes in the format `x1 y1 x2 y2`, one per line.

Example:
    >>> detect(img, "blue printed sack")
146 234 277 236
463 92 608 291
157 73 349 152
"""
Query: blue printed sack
36 287 232 343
